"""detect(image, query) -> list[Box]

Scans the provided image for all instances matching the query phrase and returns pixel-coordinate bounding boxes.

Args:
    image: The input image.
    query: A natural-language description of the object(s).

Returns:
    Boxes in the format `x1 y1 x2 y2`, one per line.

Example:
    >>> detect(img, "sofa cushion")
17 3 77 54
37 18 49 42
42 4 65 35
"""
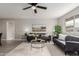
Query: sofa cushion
59 34 67 41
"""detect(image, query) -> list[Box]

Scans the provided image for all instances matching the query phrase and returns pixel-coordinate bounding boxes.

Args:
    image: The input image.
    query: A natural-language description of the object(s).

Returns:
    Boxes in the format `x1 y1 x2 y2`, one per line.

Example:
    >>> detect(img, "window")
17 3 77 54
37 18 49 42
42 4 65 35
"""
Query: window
65 17 74 32
65 14 79 32
75 18 79 27
66 20 74 27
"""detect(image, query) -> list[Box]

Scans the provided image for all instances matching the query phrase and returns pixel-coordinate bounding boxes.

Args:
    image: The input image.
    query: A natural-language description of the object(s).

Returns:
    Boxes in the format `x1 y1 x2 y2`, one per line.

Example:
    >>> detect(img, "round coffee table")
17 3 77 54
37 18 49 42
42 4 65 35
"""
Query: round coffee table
31 39 45 48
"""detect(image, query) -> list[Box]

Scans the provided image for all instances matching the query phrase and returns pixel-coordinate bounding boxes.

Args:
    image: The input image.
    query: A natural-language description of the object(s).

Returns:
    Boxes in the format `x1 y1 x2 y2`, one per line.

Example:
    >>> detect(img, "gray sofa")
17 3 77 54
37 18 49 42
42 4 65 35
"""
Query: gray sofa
65 36 79 55
53 34 79 55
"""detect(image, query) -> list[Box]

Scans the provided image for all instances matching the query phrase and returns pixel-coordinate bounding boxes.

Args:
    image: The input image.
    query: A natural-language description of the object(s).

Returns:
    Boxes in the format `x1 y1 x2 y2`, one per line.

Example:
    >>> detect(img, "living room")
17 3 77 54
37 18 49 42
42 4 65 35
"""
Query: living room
0 3 79 56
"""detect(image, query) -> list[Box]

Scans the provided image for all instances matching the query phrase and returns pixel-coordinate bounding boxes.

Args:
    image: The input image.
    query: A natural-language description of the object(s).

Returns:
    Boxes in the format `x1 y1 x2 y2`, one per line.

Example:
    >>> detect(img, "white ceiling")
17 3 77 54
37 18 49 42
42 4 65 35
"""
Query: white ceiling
0 3 79 19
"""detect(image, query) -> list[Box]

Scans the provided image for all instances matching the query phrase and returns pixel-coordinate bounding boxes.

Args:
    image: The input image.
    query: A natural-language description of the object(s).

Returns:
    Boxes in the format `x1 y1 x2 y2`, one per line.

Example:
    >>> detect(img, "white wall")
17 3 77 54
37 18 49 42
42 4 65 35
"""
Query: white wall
0 18 57 39
58 6 79 36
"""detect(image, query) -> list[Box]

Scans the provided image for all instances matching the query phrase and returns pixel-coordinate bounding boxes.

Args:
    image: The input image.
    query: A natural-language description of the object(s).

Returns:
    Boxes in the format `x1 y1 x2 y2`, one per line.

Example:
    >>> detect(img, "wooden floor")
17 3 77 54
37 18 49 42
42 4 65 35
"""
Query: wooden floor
5 42 65 56
0 40 23 56
0 40 65 56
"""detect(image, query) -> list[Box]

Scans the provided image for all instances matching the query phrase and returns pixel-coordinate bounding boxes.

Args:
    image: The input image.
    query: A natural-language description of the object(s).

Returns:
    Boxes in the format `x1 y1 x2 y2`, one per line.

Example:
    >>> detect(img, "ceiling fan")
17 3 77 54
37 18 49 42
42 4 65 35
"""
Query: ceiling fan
23 3 47 14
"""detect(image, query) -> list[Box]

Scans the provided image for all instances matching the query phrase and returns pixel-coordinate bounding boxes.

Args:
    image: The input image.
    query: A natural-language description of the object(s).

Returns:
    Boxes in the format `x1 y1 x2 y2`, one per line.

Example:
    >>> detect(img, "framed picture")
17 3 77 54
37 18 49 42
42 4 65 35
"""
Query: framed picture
32 24 46 33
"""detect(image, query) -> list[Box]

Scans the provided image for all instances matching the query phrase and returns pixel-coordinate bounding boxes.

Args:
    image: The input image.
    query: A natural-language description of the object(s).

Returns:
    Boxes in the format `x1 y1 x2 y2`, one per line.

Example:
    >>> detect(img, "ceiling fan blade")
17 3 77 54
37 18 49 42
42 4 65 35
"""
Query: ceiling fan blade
23 6 32 10
37 6 47 10
34 9 37 14
28 3 38 6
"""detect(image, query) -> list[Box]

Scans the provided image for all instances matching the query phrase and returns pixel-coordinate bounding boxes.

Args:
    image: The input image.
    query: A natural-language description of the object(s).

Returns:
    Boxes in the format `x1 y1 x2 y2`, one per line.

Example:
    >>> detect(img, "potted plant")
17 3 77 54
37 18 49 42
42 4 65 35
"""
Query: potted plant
54 25 62 38
55 25 62 34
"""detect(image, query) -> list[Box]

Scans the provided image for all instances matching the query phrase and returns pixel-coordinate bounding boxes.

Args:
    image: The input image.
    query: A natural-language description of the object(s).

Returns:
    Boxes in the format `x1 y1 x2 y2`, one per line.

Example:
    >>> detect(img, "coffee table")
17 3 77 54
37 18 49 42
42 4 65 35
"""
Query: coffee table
31 39 45 48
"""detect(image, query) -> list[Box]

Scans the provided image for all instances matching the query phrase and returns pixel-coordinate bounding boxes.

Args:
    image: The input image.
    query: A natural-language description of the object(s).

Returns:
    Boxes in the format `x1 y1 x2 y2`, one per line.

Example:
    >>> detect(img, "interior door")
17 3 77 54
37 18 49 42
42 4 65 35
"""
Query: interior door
6 21 15 40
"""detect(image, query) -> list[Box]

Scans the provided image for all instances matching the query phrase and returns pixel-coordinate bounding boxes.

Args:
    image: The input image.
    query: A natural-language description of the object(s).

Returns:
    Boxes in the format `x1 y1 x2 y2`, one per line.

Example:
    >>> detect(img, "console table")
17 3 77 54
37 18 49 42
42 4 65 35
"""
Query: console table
0 33 2 46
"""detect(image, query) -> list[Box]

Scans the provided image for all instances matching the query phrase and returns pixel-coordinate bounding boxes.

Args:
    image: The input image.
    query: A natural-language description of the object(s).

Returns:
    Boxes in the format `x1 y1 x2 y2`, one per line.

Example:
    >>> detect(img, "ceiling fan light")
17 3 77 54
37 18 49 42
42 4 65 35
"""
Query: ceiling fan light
32 6 36 10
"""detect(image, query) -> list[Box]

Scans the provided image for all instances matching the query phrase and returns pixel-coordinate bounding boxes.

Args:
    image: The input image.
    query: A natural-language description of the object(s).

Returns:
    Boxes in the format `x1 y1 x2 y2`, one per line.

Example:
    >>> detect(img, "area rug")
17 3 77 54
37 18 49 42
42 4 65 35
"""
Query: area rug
6 43 51 56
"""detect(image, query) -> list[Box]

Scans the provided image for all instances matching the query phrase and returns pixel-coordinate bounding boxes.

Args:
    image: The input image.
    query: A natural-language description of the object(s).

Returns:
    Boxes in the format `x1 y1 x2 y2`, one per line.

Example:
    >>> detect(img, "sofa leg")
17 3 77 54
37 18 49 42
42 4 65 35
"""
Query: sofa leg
65 51 68 55
77 51 79 55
